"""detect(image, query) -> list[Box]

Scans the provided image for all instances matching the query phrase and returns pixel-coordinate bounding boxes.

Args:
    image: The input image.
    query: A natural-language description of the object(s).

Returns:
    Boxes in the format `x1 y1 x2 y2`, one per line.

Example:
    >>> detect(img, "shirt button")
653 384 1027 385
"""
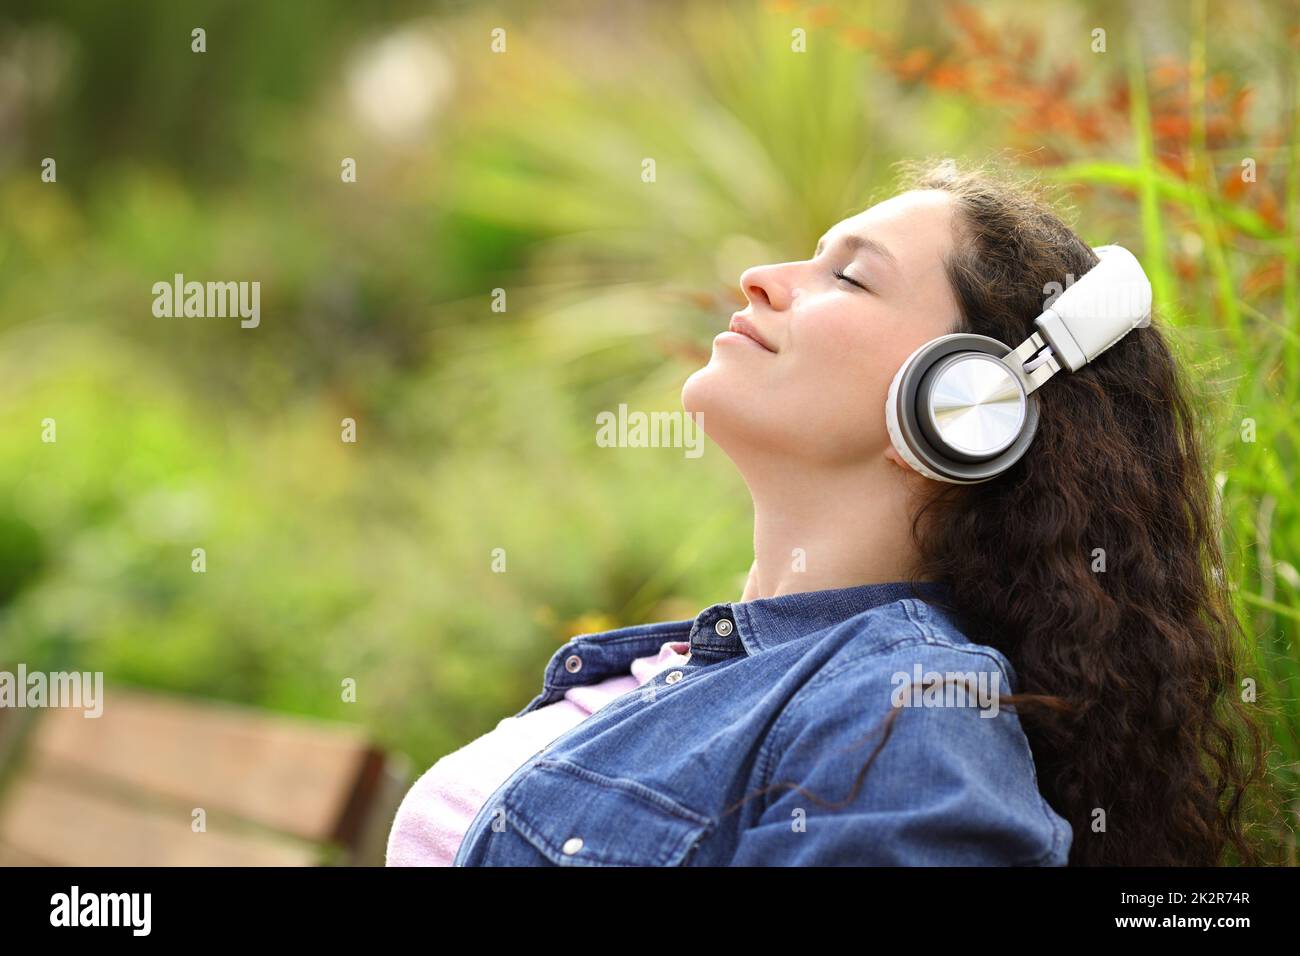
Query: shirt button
564 654 583 673
562 837 584 855
714 618 734 637
664 670 684 684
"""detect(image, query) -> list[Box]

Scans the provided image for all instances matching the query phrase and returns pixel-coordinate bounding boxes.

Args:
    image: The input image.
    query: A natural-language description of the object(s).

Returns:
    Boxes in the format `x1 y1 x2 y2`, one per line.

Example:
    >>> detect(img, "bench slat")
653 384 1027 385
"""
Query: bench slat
0 841 54 866
23 687 370 842
0 771 318 866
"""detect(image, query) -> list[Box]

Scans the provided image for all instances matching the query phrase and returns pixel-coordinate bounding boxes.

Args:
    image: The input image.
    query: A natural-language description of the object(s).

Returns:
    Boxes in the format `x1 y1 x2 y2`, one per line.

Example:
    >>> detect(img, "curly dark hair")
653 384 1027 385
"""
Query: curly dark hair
894 158 1273 866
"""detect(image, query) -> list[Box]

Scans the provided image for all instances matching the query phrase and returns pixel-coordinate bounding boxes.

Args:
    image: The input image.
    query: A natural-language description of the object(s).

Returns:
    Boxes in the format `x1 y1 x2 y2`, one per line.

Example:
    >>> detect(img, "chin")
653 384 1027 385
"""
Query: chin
680 362 734 422
681 368 760 455
680 365 711 416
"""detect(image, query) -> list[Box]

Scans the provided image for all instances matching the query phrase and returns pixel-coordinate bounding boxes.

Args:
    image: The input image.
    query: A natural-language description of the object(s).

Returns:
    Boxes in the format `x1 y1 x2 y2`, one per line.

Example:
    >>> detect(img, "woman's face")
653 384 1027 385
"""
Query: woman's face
682 189 964 469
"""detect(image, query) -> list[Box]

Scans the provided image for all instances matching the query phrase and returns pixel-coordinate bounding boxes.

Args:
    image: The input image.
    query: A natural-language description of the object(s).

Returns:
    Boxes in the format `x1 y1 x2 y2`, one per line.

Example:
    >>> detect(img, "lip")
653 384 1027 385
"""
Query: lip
727 313 777 353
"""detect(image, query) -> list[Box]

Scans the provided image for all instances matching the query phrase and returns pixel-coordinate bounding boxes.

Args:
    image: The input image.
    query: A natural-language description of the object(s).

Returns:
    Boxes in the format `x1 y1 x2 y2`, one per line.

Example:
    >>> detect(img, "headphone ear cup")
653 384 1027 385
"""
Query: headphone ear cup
886 356 951 483
885 334 1039 483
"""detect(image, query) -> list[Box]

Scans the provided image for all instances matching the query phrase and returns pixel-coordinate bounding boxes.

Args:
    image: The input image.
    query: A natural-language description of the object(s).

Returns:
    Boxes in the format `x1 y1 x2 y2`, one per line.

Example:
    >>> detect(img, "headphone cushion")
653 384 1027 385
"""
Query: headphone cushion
885 333 1040 484
885 356 954 483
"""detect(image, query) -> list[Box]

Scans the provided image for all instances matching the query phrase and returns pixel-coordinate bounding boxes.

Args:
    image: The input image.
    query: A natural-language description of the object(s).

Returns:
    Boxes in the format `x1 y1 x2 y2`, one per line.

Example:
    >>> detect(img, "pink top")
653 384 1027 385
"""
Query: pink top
385 639 692 866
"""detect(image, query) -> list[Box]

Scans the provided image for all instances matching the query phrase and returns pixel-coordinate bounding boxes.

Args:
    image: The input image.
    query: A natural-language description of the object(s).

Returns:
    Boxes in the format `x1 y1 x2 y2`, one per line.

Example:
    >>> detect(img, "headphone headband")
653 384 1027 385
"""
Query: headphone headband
1017 244 1153 386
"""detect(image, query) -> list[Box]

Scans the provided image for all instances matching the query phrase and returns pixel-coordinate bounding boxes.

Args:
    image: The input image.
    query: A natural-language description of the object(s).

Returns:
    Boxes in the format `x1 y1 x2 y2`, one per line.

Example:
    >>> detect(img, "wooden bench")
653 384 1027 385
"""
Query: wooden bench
0 685 409 866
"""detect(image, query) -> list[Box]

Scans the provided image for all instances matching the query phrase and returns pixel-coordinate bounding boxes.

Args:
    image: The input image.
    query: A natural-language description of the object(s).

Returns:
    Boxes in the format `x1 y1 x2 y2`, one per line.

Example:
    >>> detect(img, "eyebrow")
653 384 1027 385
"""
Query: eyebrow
814 232 899 271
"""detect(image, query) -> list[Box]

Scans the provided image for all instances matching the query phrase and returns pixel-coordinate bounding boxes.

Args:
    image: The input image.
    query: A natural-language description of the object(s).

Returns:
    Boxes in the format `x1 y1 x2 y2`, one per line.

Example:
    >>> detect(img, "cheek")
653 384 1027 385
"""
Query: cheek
760 314 898 452
792 313 897 409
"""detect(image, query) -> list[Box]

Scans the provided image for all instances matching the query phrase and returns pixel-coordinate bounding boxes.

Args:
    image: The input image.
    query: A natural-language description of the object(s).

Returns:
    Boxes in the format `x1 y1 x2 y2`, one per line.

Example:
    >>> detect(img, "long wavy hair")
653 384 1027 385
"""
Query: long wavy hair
899 159 1270 866
722 160 1274 866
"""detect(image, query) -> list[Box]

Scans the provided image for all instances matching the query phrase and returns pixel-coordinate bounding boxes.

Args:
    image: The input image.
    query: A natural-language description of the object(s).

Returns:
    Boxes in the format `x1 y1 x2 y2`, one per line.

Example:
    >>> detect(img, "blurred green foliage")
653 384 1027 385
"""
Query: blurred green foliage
0 0 1296 861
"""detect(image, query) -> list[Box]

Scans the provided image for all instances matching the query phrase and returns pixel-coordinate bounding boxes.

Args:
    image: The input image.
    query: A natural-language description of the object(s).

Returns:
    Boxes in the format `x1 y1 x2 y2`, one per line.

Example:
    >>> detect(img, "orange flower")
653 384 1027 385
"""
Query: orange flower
948 2 1000 56
927 63 969 90
808 3 838 26
1255 192 1288 232
1154 114 1191 139
1220 170 1250 201
1173 254 1200 282
840 26 881 50
1242 259 1285 297
895 48 934 82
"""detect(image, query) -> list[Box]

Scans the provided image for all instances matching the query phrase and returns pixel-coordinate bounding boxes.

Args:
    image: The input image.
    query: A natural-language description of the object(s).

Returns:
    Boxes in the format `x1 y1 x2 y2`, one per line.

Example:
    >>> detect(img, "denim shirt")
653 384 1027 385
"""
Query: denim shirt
451 581 1073 866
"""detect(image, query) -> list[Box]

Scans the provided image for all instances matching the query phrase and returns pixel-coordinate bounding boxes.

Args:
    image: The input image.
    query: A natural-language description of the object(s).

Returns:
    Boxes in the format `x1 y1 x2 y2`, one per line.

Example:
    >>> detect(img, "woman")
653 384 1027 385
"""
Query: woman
387 160 1265 866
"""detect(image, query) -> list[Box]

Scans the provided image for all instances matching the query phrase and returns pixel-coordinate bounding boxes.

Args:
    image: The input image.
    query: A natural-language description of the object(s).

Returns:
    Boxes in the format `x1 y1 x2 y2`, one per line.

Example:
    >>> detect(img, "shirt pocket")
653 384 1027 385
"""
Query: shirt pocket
499 758 714 866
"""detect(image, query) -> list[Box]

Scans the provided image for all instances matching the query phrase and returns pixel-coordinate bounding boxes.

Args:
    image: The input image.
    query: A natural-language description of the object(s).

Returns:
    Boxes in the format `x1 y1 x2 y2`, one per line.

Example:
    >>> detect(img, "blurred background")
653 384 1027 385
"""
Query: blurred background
0 0 1296 864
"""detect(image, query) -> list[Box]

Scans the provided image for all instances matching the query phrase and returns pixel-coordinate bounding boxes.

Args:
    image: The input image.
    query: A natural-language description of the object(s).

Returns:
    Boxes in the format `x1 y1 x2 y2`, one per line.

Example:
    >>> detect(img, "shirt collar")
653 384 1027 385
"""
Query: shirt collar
692 580 951 656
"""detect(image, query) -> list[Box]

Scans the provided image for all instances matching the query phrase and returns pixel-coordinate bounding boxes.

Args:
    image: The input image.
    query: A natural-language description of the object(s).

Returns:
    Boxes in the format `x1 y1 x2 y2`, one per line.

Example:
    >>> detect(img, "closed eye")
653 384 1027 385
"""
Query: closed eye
834 269 871 293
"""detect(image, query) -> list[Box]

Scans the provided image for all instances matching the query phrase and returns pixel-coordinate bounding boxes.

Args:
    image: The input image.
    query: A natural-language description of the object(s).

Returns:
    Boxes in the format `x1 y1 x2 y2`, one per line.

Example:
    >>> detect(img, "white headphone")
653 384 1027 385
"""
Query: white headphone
885 244 1153 483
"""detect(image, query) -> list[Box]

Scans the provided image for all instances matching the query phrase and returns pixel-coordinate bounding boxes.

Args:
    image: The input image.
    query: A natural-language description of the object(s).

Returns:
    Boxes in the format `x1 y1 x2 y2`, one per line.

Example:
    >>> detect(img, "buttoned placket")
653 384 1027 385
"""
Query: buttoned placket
520 607 752 790
535 607 741 859
531 623 691 758
684 605 746 666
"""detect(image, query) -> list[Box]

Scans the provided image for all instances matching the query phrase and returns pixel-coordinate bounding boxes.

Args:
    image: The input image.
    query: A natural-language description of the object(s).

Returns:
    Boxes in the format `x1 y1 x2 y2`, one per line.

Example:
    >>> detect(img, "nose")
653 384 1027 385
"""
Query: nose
739 262 792 312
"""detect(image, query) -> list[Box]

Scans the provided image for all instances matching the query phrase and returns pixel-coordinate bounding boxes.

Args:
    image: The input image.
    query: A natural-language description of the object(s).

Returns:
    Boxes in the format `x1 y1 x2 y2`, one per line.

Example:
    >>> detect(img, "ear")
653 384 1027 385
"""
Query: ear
884 442 916 474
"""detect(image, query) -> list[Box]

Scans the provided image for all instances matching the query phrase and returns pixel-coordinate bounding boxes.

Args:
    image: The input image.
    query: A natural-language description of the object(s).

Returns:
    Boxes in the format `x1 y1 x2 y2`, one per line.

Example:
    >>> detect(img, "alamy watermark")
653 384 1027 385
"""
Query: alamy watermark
50 885 150 936
890 662 1002 718
0 665 104 718
152 273 260 328
595 404 703 458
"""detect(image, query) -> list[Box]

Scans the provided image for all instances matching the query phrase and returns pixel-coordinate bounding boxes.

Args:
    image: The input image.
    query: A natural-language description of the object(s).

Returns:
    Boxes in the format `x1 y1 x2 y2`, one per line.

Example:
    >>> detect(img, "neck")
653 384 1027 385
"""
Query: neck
737 457 923 602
